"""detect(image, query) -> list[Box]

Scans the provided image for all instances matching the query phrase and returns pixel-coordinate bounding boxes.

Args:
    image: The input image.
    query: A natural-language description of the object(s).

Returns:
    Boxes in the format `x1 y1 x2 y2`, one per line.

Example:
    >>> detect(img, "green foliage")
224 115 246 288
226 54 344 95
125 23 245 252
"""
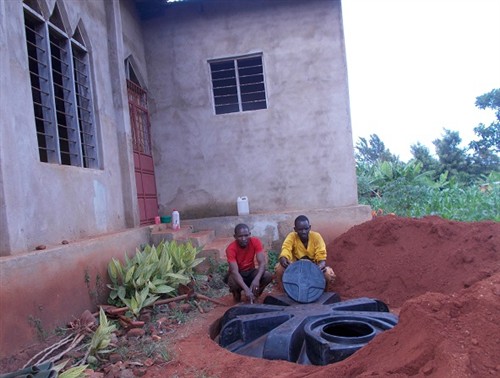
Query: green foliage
169 308 189 324
58 365 88 378
114 332 171 363
202 256 228 277
410 142 440 175
475 88 500 120
433 129 471 180
355 134 399 164
267 250 279 273
468 88 500 175
357 89 499 222
89 307 117 356
54 360 88 378
358 161 500 221
469 122 500 175
214 261 228 275
107 240 204 317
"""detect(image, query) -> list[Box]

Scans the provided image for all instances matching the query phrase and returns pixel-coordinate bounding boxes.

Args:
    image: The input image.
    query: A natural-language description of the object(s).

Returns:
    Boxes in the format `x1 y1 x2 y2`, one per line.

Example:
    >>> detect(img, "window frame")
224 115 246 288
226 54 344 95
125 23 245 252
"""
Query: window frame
209 54 268 115
23 3 99 168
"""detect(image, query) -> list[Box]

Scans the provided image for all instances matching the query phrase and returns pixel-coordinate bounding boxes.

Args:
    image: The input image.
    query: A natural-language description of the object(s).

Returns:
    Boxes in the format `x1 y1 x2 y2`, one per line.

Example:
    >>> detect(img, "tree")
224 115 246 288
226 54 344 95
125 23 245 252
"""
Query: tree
468 88 500 175
475 88 500 121
432 129 470 180
355 134 398 165
410 142 439 173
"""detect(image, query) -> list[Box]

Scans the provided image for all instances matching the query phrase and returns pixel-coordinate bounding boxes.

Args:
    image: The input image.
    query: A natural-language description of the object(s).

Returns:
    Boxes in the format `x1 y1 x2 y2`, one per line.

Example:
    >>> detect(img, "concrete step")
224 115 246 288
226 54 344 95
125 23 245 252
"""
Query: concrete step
176 229 216 248
150 224 194 246
200 237 234 261
194 237 234 274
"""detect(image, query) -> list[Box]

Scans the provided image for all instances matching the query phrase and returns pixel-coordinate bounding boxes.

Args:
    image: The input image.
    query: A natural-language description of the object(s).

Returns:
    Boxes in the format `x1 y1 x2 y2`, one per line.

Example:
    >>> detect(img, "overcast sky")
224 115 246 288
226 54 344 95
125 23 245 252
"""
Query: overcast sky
341 0 500 161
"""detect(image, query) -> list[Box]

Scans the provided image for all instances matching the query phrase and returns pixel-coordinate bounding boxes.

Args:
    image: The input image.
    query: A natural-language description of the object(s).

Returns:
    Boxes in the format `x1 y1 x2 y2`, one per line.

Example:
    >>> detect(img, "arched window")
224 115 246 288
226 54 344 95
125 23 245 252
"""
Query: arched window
23 1 98 168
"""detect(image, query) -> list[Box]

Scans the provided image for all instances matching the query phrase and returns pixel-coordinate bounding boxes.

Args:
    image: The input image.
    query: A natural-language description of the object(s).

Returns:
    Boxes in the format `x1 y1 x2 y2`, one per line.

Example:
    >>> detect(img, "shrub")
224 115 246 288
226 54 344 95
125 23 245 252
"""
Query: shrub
107 240 204 317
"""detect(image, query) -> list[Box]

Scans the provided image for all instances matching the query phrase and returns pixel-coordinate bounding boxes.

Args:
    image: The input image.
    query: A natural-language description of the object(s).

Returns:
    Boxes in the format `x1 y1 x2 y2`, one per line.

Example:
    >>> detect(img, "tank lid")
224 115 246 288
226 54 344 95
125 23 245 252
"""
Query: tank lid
283 259 325 303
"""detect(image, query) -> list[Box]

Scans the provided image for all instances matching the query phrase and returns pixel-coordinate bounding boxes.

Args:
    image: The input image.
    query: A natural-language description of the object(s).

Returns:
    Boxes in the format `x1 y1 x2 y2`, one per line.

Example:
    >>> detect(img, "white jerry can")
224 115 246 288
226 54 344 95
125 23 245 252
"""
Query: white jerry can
237 196 250 216
172 209 180 230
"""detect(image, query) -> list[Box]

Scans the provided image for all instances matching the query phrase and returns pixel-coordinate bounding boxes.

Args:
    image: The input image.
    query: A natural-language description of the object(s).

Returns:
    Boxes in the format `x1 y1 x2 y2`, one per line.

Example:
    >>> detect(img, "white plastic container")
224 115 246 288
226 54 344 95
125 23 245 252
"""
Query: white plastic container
237 196 249 216
172 209 180 230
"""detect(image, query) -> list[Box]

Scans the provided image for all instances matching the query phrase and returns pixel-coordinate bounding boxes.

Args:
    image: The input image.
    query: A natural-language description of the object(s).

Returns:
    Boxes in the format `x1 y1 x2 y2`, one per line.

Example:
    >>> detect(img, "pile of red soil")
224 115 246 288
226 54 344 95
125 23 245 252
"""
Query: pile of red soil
331 215 498 308
145 216 500 377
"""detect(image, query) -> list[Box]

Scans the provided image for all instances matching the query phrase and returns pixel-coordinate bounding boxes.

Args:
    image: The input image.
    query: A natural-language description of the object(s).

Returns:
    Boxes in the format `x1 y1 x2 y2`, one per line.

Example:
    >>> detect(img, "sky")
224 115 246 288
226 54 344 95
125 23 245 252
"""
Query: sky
341 0 500 161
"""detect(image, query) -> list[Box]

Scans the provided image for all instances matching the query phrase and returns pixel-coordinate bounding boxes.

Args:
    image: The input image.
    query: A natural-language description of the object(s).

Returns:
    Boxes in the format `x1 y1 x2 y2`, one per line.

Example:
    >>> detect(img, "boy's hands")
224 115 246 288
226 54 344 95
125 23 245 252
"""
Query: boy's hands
318 260 326 272
279 257 290 268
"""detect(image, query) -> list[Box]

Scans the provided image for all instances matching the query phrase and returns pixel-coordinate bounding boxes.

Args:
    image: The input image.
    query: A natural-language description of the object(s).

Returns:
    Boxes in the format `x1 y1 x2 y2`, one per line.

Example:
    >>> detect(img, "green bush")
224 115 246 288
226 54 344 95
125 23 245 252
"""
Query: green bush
107 240 204 317
267 250 279 273
358 162 500 221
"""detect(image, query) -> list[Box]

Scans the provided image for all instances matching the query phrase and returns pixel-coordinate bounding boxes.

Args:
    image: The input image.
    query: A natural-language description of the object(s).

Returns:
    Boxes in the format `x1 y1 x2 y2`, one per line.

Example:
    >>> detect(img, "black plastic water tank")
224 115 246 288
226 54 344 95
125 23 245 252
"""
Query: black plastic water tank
216 293 399 365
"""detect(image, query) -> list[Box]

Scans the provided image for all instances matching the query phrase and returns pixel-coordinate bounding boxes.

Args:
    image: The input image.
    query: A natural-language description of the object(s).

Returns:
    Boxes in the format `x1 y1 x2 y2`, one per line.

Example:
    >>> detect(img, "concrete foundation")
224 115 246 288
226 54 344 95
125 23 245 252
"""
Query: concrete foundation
0 205 370 356
0 227 150 357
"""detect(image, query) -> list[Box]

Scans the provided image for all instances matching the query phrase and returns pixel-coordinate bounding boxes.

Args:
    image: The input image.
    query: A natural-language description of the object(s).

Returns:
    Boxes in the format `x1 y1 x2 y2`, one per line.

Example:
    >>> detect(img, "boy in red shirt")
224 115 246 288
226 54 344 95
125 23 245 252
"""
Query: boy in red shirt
225 223 273 302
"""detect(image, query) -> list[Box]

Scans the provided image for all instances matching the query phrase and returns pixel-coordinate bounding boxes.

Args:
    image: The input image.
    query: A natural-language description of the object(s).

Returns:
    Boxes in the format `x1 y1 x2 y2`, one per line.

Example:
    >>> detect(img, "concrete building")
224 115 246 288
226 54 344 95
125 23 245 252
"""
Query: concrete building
0 0 370 355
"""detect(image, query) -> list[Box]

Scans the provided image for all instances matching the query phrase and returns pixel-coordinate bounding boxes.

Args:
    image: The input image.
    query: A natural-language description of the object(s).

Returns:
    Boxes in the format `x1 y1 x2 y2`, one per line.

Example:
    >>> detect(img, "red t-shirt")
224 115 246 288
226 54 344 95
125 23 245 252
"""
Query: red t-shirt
225 237 264 272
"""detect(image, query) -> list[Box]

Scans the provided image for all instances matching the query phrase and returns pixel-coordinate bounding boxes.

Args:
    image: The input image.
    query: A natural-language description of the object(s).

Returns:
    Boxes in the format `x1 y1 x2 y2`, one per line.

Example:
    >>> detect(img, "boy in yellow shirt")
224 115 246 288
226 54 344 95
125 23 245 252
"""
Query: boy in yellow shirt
275 215 336 291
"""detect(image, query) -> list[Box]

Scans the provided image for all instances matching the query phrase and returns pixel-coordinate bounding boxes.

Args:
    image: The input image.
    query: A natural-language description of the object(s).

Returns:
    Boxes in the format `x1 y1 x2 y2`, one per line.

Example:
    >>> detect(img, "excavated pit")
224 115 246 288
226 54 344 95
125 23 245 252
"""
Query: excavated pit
212 261 399 365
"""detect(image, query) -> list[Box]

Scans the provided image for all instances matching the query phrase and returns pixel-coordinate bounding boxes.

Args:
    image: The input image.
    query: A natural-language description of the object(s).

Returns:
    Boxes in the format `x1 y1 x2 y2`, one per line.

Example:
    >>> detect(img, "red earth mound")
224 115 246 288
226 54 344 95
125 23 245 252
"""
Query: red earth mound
145 216 500 377
330 215 498 308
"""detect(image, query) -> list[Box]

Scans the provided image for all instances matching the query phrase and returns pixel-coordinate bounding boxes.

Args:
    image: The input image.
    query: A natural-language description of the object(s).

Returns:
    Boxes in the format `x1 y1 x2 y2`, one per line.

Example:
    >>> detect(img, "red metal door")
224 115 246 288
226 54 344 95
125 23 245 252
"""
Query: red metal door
127 80 158 225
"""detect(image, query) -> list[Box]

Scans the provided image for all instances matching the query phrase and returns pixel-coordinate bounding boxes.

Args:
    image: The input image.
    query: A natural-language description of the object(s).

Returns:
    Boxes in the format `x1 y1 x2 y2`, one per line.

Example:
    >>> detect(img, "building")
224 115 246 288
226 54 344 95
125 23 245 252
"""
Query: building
0 0 370 354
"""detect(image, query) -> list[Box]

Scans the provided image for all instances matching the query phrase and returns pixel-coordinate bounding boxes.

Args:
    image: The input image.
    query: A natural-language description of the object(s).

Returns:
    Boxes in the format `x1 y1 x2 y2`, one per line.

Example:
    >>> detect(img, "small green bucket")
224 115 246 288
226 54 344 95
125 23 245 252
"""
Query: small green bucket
160 216 171 224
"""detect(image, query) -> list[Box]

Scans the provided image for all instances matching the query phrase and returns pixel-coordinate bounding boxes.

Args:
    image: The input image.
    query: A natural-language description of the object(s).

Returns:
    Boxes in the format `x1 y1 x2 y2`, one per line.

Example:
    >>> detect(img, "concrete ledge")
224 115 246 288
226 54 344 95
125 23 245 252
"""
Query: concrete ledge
184 205 372 250
0 227 151 357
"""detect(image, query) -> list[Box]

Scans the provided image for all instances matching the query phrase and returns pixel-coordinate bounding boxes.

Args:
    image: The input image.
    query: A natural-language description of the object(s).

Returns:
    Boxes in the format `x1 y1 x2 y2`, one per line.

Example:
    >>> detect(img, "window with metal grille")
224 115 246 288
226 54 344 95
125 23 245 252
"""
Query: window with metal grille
23 3 98 168
209 55 267 115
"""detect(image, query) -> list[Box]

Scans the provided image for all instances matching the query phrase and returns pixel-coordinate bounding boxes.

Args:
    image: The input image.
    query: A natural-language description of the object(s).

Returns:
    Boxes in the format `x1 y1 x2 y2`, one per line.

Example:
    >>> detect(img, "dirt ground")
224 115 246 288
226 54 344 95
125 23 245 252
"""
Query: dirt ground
2 216 499 377
145 216 500 377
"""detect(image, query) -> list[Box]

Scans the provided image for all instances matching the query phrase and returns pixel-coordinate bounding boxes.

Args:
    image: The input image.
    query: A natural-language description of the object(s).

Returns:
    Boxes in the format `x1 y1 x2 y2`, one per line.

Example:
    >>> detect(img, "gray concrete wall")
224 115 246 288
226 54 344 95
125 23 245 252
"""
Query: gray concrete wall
0 226 151 357
0 0 140 255
142 0 358 219
120 0 150 88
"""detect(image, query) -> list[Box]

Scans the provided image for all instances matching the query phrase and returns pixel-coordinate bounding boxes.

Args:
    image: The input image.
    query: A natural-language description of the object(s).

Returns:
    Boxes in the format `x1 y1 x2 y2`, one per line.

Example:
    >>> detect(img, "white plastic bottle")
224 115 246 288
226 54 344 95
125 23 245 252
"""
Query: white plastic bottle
172 209 180 230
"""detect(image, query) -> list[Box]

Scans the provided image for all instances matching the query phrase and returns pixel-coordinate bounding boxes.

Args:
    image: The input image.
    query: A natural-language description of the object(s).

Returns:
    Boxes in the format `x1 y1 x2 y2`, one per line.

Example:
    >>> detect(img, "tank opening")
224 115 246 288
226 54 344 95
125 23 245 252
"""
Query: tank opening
323 321 373 338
